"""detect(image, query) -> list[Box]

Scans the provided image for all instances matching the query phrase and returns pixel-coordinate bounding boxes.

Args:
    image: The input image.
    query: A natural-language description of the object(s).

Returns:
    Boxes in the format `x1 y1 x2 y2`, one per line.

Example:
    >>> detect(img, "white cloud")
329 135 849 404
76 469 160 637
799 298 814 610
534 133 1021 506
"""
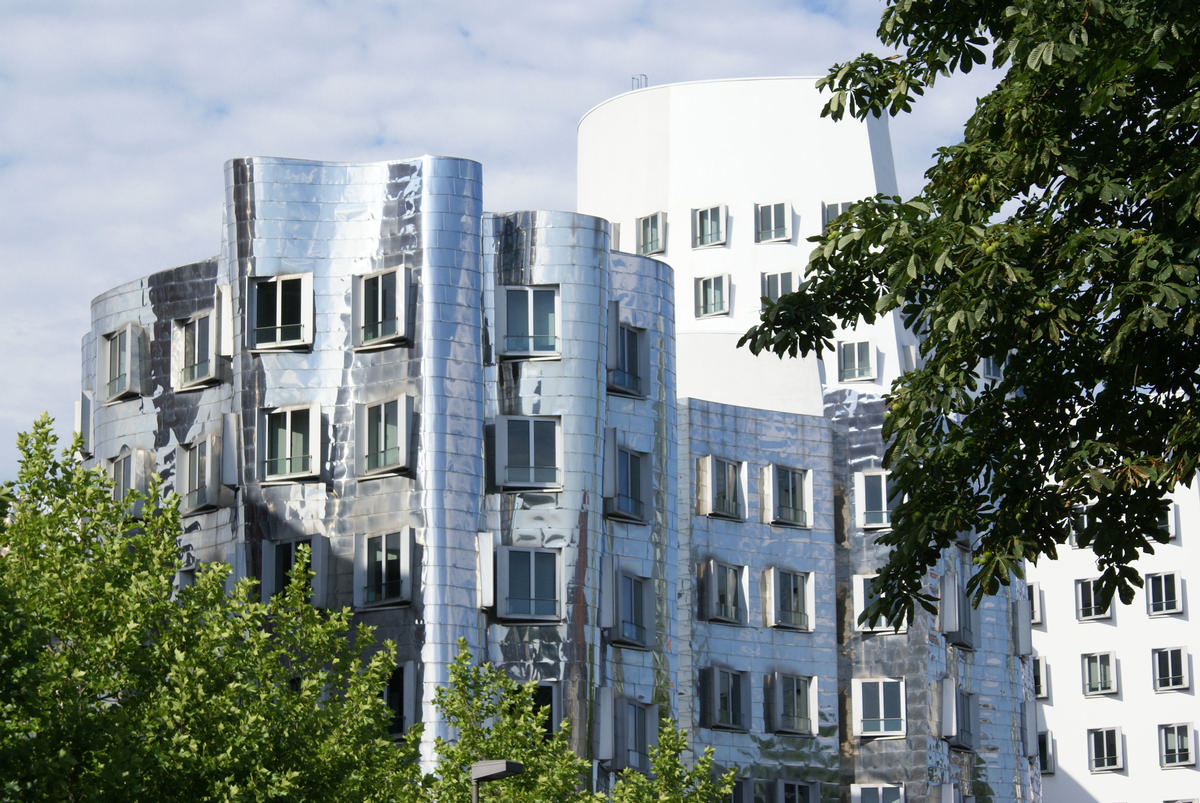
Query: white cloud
0 0 993 479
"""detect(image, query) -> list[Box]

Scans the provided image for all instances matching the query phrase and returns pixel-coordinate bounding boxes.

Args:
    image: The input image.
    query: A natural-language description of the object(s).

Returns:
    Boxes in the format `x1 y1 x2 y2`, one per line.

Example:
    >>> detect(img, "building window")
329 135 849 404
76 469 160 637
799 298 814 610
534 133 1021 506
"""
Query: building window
250 274 312 349
112 451 133 501
767 672 813 735
266 540 311 598
1083 652 1117 695
363 531 410 605
854 574 905 632
101 323 146 402
709 457 743 519
607 447 646 522
357 268 405 346
851 787 902 803
358 398 409 475
1153 647 1190 691
608 323 644 395
692 205 727 247
1033 656 1048 699
383 663 415 737
980 355 1003 383
175 311 218 388
1087 727 1123 771
1028 582 1043 624
263 406 319 480
499 286 559 357
1076 578 1111 620
110 447 152 512
1038 732 1056 774
858 471 893 529
706 560 745 624
947 684 976 750
636 212 665 255
777 782 812 803
614 573 653 647
1147 571 1182 615
702 667 749 731
755 201 790 243
180 437 218 513
822 200 853 228
496 417 559 488
498 547 559 620
760 271 793 308
768 568 810 630
695 275 730 317
617 700 655 772
838 340 876 381
770 465 808 526
1161 723 1194 767
855 679 905 737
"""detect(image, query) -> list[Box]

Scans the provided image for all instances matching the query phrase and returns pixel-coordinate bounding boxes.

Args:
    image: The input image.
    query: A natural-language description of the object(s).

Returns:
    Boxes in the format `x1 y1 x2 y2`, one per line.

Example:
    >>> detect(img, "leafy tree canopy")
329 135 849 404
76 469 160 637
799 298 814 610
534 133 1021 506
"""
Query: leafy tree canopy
740 0 1200 624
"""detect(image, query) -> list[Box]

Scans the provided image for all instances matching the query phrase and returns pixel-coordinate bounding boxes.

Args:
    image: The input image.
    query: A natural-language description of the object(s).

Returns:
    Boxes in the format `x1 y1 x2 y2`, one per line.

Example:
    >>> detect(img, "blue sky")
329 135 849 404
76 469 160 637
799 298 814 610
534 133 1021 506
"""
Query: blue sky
0 0 998 480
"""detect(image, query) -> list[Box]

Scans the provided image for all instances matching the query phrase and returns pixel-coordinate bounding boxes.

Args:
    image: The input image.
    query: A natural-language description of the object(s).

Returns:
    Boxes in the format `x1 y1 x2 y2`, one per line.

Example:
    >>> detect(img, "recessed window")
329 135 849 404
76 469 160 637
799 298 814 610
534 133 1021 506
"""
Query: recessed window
698 455 744 519
617 700 655 772
1038 732 1056 774
636 212 665 255
943 680 976 750
608 323 644 395
705 559 745 624
1083 652 1117 695
767 672 813 735
384 662 416 738
1028 582 1043 624
854 678 905 737
702 666 750 731
1033 656 1048 699
263 539 312 599
263 406 319 480
1076 578 1111 620
101 323 146 402
854 574 905 633
606 446 647 522
1153 647 1190 691
822 200 852 228
851 786 902 803
768 465 809 527
1147 571 1182 615
496 416 559 488
358 398 409 476
857 470 894 529
755 202 790 243
838 340 876 381
355 268 407 347
175 311 218 388
694 275 730 317
498 547 559 620
499 286 559 357
250 274 312 349
767 567 811 630
1160 723 1194 767
356 530 413 606
1087 727 1123 771
980 355 1003 383
760 271 793 308
614 573 653 647
180 436 218 513
692 205 727 247
110 447 152 512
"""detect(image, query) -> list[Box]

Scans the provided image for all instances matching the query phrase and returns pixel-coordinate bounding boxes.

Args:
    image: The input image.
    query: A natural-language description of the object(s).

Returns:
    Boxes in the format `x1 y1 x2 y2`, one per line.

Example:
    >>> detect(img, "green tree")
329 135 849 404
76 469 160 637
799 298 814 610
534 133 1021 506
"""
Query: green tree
607 723 734 803
740 0 1200 623
0 416 418 801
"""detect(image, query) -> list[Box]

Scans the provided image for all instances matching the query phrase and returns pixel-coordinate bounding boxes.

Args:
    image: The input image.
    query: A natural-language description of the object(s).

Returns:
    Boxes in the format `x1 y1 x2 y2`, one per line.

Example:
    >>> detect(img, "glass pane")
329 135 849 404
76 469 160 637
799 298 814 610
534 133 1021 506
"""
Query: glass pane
367 535 384 602
882 680 902 726
507 419 530 482
256 281 277 343
532 289 555 350
268 412 287 474
384 531 402 599
280 278 303 340
506 289 529 350
533 551 556 615
508 551 531 615
864 474 885 525
862 682 881 728
290 409 309 473
532 420 556 481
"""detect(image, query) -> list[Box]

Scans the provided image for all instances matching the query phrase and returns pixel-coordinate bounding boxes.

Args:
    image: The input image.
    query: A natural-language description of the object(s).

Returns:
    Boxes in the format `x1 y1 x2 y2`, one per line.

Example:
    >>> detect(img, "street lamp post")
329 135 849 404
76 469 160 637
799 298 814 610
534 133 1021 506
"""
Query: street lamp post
470 759 524 803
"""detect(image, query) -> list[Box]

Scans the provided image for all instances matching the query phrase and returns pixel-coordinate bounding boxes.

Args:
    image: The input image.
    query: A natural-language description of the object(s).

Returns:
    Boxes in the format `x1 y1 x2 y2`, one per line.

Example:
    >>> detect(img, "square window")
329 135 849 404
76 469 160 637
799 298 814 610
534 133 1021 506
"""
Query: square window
357 268 406 346
838 340 876 381
608 323 644 395
767 672 813 735
1038 731 1056 774
101 323 146 402
855 679 905 736
496 416 559 488
1160 723 1194 767
755 202 790 243
706 560 745 624
359 398 409 475
636 212 665 255
760 271 793 308
1076 578 1111 620
499 547 559 620
250 274 312 349
360 531 412 605
1153 647 1190 691
692 205 727 247
1083 652 1117 695
769 568 810 630
1087 727 1123 771
770 466 808 526
703 666 749 730
1033 656 1048 699
858 471 893 529
854 574 905 632
823 200 852 228
499 286 559 357
263 406 319 480
695 275 730 317
606 447 646 522
1147 572 1182 615
176 311 218 388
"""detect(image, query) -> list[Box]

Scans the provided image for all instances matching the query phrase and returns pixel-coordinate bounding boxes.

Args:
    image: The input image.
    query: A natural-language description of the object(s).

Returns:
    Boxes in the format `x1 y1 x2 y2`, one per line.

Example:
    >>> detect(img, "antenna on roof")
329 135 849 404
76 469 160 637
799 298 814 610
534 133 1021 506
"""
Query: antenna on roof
631 74 648 90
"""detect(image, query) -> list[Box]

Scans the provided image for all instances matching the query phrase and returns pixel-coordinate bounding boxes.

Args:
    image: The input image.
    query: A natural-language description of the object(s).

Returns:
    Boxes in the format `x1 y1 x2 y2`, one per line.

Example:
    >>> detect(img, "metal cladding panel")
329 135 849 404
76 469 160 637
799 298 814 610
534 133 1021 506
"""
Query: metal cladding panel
679 398 841 788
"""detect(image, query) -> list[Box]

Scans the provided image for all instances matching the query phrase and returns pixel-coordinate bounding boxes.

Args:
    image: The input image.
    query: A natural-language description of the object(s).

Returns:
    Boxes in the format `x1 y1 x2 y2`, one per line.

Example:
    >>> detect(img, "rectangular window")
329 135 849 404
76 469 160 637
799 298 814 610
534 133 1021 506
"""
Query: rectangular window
856 679 905 736
851 787 903 803
716 668 748 729
822 200 852 228
608 323 643 395
708 560 744 624
1088 727 1123 771
1028 582 1043 624
771 568 809 630
497 417 559 488
1038 732 1055 774
854 574 904 632
383 663 416 737
1147 571 1182 615
112 451 133 501
712 457 742 519
264 406 318 480
500 547 558 620
839 340 875 381
358 268 404 346
610 447 645 521
366 532 405 604
952 688 976 749
177 312 217 387
251 274 312 348
755 202 789 243
768 672 812 735
772 466 808 526
101 323 146 401
1033 656 1048 699
637 212 665 255
615 573 652 647
621 701 653 772
1083 652 1116 695
501 286 559 356
777 782 811 803
760 271 793 308
1154 647 1189 691
182 438 211 512
859 471 893 528
360 398 408 475
272 540 311 597
1161 723 1194 767
692 205 727 247
1076 578 1111 620
695 275 730 317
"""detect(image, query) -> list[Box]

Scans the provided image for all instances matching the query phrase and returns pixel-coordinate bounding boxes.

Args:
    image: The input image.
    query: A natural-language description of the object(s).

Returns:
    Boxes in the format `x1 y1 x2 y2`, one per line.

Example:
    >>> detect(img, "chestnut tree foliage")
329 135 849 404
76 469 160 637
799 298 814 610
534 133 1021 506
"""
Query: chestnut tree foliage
740 0 1200 624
